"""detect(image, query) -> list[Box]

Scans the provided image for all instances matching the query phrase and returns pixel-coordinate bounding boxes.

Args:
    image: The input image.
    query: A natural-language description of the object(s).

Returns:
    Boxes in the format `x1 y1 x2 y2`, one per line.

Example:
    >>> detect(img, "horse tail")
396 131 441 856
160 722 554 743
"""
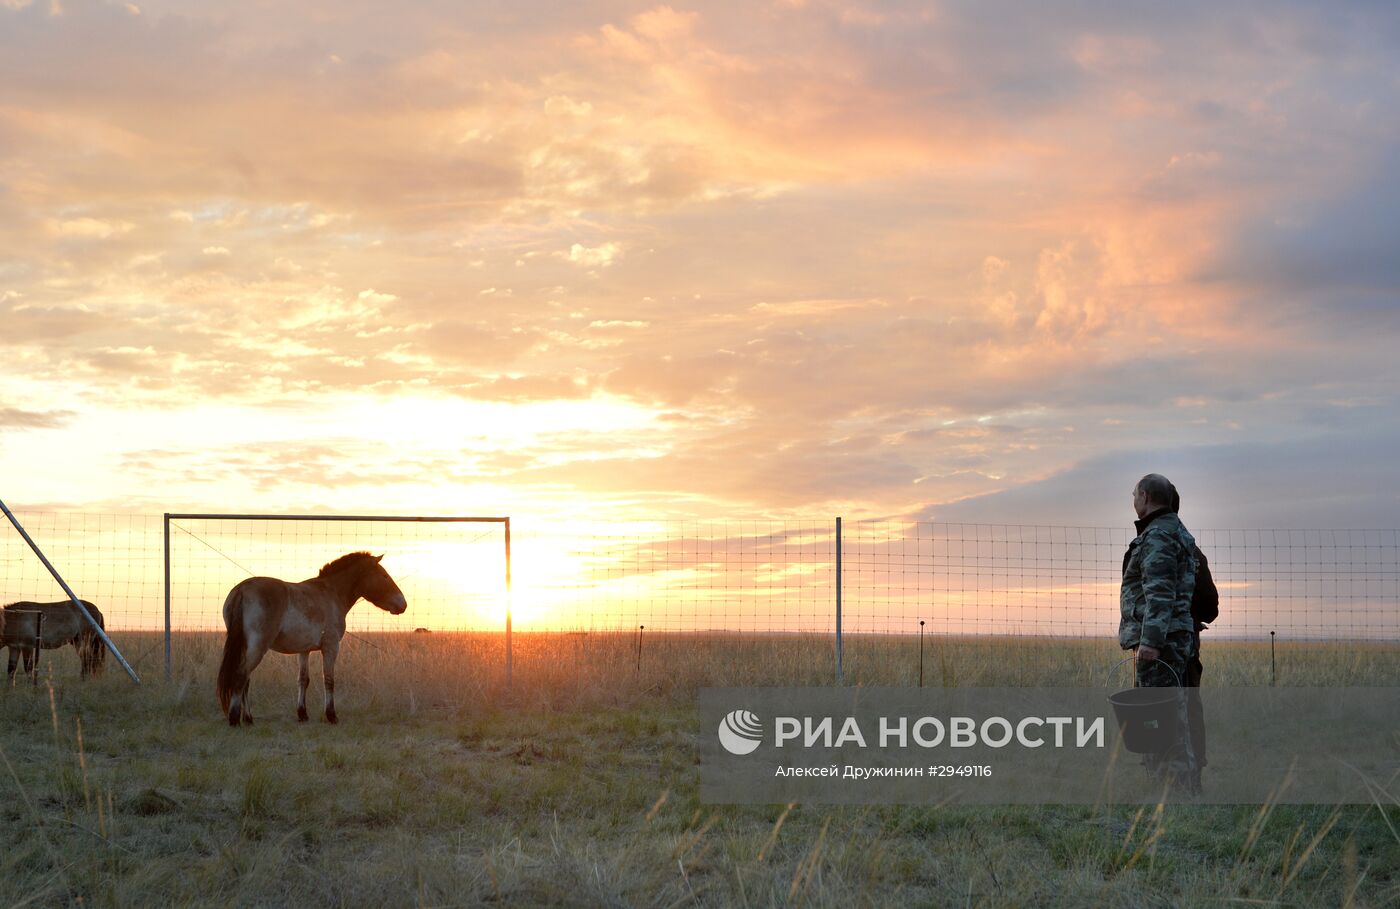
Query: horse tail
216 588 248 720
87 633 107 676
82 601 106 676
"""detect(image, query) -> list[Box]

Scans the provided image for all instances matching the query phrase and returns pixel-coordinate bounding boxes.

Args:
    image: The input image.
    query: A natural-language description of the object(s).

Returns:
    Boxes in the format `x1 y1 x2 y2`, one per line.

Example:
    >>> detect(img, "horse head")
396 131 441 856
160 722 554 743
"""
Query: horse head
358 553 408 615
318 552 408 614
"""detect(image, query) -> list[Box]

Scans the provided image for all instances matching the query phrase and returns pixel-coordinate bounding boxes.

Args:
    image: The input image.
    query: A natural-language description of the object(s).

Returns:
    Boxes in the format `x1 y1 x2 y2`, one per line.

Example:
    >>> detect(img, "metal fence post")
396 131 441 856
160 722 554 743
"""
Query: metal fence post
164 513 172 681
512 515 518 683
835 516 843 684
1270 630 1276 686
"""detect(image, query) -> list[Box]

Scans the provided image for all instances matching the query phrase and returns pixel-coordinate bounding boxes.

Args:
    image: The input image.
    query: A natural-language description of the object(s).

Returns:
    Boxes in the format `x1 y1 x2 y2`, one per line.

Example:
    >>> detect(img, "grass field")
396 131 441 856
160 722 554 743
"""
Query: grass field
1 632 1397 907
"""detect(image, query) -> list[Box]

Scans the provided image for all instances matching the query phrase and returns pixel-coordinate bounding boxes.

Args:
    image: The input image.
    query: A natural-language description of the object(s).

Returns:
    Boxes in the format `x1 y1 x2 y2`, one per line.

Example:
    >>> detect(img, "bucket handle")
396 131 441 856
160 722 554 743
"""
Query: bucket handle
1105 654 1183 688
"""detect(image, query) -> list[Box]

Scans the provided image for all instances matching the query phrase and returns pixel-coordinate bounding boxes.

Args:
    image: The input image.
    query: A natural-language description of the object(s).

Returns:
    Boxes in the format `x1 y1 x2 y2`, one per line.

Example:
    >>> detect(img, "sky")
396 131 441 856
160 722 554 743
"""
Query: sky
4 0 1400 532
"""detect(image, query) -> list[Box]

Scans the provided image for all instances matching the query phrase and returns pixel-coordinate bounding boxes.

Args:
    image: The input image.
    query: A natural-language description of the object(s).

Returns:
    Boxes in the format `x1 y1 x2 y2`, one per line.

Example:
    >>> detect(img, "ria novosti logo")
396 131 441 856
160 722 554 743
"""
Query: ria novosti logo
717 709 763 755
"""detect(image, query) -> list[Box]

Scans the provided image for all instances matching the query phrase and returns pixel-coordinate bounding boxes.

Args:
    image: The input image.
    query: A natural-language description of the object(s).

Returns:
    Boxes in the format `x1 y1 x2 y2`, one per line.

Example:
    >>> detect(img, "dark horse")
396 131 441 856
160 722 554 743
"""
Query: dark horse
2 600 107 679
216 552 406 726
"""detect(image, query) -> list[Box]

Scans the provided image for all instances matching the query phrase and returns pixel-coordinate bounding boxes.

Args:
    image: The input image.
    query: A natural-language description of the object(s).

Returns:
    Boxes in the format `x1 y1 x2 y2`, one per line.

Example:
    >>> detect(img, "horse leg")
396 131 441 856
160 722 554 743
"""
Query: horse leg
6 648 15 683
297 652 310 722
31 614 42 685
229 643 268 727
322 643 339 724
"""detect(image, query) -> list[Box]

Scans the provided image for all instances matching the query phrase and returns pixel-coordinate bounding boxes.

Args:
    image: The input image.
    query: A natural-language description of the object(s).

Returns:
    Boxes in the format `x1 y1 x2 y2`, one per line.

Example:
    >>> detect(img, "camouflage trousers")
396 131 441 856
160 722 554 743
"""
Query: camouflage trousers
1135 629 1199 793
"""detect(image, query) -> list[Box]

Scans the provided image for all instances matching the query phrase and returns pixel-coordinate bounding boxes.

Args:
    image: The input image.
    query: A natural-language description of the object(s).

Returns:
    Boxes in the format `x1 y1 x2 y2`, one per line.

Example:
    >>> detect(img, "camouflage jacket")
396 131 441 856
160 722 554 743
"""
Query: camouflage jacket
1119 509 1198 650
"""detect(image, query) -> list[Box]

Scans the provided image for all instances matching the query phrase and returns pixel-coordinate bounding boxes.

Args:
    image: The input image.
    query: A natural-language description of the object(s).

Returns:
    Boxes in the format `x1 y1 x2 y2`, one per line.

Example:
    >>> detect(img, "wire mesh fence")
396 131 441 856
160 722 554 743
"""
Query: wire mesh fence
841 524 1400 641
514 520 838 634
163 514 509 633
3 513 1399 653
0 511 164 629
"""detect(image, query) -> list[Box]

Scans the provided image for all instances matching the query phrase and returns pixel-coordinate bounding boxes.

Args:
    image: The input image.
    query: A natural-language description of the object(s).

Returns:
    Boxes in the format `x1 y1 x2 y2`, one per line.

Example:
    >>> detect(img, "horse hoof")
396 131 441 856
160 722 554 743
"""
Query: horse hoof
243 714 254 726
297 708 309 722
228 709 241 728
325 711 338 725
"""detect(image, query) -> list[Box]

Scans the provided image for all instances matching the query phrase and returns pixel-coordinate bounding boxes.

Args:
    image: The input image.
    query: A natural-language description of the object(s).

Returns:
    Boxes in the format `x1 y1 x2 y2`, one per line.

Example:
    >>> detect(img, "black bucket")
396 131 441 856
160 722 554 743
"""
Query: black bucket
1108 686 1183 754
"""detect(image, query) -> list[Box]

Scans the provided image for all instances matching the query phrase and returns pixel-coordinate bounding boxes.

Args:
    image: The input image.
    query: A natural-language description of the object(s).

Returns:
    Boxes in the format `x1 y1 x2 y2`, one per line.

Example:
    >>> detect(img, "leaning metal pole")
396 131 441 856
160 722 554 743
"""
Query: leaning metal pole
0 499 141 684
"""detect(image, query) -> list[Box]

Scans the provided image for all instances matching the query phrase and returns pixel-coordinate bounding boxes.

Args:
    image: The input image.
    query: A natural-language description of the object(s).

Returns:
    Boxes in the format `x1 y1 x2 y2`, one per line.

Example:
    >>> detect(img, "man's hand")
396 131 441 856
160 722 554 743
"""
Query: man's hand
1135 645 1161 664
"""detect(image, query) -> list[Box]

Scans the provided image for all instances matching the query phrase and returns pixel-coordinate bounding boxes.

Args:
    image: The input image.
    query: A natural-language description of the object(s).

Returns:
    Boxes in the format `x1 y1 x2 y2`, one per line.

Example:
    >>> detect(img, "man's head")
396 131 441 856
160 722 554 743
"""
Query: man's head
1133 473 1174 519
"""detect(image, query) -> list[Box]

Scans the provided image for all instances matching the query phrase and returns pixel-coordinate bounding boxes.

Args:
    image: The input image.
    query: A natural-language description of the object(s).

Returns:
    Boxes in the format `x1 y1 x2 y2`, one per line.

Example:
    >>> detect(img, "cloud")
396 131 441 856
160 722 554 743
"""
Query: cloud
47 217 134 238
1199 140 1400 331
0 407 75 429
2 1 1400 522
588 319 648 329
922 427 1400 530
459 373 593 402
566 242 623 267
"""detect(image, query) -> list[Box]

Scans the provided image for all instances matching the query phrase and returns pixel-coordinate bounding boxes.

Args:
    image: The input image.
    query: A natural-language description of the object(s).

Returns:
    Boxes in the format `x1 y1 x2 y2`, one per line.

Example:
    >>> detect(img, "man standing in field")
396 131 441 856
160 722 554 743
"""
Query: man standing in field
1120 473 1199 793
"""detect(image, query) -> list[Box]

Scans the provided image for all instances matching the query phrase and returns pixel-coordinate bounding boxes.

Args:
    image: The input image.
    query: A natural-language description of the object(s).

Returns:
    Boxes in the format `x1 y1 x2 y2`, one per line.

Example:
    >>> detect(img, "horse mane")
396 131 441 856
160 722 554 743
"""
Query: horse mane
318 552 379 578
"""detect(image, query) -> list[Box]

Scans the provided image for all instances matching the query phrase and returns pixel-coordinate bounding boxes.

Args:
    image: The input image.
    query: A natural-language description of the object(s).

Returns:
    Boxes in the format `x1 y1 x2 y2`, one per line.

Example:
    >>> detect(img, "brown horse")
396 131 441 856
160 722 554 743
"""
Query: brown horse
2 600 107 680
216 552 407 726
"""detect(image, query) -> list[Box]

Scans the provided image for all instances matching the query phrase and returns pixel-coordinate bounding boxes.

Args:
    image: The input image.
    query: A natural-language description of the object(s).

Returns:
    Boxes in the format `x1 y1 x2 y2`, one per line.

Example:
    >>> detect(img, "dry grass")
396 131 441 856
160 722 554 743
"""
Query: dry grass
0 632 1396 907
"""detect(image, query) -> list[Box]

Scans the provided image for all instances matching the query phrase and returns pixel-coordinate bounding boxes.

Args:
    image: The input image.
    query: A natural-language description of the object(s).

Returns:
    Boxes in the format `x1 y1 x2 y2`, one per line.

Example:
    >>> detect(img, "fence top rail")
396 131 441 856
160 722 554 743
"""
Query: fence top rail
867 521 1400 533
164 514 509 523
